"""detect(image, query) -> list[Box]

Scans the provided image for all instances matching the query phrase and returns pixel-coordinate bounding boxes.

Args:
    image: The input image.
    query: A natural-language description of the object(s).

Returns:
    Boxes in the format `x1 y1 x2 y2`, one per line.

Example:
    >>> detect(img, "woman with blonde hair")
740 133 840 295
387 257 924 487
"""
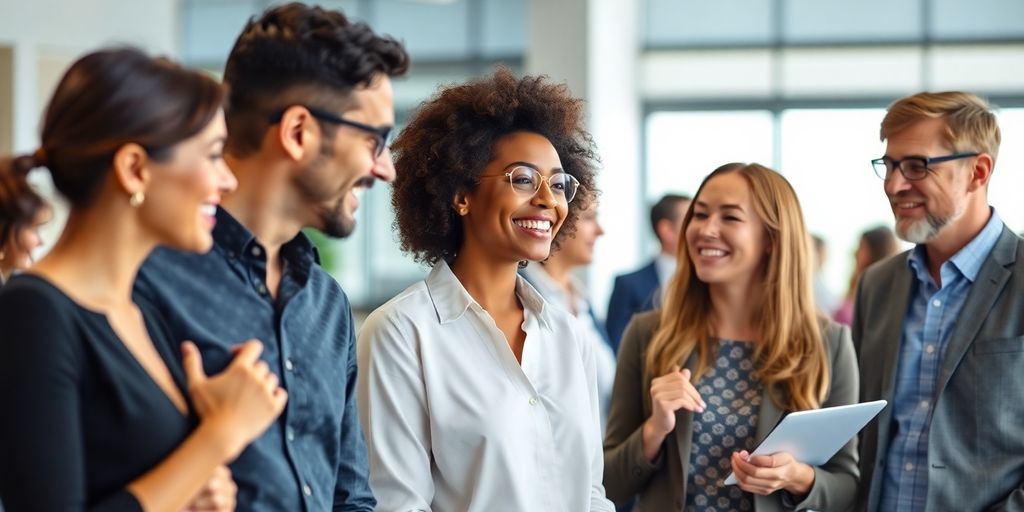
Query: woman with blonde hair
604 163 858 511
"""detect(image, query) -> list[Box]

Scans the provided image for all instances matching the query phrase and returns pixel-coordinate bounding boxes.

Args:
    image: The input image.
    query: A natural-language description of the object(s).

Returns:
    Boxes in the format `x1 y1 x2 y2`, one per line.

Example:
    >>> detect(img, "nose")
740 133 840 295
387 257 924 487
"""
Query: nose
531 176 557 208
884 166 912 197
697 217 719 239
219 159 239 195
596 221 605 237
373 147 397 183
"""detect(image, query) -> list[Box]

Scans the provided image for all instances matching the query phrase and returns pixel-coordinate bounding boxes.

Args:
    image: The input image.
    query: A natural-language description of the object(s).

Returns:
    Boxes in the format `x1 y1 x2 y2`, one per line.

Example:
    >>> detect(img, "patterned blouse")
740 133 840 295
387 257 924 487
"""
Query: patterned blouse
686 339 763 511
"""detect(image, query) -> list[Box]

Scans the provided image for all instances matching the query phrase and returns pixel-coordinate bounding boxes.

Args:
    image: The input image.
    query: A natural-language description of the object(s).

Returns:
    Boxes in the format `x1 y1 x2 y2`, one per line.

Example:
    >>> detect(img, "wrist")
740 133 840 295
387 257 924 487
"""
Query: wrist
641 418 669 462
196 417 244 463
783 462 815 496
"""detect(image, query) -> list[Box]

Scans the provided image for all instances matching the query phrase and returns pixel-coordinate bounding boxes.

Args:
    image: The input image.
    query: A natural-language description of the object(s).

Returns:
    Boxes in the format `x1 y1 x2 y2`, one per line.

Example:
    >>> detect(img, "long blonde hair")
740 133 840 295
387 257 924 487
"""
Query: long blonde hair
645 163 828 412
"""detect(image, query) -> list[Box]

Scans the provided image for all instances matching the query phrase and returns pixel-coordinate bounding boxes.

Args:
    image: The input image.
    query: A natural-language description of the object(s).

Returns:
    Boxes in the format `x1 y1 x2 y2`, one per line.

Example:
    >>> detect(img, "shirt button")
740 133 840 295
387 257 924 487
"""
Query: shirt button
285 359 294 371
926 344 935 354
932 299 941 307
905 463 914 471
287 427 295 442
302 484 312 496
528 397 538 406
920 400 929 408
251 246 262 257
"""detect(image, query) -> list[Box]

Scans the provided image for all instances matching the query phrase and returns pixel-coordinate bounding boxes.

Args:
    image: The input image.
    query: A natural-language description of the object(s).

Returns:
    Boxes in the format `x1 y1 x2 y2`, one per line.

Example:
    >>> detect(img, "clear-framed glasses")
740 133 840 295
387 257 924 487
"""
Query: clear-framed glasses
479 165 581 203
268 106 392 159
871 152 978 181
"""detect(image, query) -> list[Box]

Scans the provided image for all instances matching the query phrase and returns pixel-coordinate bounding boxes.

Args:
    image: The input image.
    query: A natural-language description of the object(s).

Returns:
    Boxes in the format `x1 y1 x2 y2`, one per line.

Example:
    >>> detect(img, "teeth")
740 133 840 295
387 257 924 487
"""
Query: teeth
514 219 552 232
200 204 217 216
700 249 726 257
897 202 920 208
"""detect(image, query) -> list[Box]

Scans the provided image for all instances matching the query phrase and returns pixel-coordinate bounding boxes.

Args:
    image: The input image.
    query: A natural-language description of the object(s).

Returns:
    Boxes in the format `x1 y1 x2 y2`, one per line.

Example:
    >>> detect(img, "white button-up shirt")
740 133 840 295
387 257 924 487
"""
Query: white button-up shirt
357 261 614 512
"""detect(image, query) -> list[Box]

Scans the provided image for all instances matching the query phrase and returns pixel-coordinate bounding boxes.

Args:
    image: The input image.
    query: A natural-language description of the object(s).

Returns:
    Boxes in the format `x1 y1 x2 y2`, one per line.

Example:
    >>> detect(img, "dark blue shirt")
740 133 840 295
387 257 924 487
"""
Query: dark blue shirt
134 208 374 512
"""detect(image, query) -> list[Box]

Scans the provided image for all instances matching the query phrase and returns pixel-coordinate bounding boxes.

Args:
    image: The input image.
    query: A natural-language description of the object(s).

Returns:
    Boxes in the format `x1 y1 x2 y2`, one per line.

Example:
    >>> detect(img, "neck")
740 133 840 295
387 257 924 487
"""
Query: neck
707 278 762 341
223 153 305 257
451 243 521 314
32 203 158 310
539 256 574 291
924 202 991 282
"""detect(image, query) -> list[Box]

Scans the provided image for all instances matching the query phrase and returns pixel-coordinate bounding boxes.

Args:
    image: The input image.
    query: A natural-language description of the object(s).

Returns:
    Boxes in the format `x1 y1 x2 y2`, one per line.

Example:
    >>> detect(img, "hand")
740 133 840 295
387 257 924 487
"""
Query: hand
730 450 815 496
182 465 236 511
183 340 288 460
647 366 706 436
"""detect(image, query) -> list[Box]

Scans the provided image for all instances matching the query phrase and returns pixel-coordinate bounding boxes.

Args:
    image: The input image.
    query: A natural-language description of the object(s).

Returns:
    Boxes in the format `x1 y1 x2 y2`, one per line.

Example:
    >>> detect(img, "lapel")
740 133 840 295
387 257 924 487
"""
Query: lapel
673 352 699 476
875 258 914 430
934 226 1016 398
755 386 785 445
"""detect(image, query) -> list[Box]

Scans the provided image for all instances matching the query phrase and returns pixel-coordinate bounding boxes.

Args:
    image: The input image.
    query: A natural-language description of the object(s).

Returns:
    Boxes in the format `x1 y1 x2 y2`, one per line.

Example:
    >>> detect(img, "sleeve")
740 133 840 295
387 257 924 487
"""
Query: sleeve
605 277 632 354
333 308 376 512
356 310 435 512
574 318 616 512
602 314 665 505
785 323 860 511
0 285 142 512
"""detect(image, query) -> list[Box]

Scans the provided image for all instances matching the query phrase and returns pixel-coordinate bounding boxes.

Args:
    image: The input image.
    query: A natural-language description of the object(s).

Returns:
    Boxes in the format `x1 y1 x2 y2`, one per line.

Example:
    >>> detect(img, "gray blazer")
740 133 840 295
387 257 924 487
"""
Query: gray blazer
853 225 1024 511
604 310 859 511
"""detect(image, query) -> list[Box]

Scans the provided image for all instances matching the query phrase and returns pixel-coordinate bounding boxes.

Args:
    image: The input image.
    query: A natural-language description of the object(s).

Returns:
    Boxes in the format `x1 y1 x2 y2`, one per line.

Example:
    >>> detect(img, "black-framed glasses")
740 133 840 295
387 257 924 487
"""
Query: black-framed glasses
268 106 392 158
871 152 978 181
479 165 581 203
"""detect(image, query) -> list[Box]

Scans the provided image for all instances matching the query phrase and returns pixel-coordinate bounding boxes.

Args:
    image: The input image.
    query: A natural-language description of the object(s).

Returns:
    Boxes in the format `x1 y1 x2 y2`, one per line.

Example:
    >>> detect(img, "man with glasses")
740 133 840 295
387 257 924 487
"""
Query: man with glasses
134 3 409 510
854 91 1024 511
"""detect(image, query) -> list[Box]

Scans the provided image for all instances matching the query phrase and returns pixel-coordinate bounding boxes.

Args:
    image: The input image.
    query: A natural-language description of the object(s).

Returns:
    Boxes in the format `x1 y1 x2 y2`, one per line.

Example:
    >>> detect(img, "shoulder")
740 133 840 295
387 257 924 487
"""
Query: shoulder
0 275 78 320
859 249 909 293
616 261 657 282
361 281 432 339
620 310 661 352
819 318 852 355
0 275 85 366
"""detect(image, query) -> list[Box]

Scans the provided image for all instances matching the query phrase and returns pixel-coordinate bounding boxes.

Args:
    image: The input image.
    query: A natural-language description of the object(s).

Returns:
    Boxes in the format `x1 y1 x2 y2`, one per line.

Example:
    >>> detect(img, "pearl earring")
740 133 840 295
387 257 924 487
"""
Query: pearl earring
129 192 145 208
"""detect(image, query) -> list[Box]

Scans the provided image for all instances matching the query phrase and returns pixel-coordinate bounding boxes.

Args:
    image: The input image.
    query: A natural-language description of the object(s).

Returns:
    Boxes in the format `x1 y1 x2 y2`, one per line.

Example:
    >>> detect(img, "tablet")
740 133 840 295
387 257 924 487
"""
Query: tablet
723 400 886 486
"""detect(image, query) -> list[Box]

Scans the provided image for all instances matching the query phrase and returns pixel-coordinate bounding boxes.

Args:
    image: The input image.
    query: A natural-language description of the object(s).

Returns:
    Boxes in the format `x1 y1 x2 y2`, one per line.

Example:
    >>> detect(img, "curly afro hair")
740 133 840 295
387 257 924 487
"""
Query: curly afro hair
391 68 600 266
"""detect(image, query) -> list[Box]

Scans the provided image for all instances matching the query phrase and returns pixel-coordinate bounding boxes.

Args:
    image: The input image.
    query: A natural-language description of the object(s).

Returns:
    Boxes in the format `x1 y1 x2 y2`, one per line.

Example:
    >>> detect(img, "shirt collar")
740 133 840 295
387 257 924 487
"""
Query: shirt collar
907 207 1003 285
426 260 551 330
212 206 320 265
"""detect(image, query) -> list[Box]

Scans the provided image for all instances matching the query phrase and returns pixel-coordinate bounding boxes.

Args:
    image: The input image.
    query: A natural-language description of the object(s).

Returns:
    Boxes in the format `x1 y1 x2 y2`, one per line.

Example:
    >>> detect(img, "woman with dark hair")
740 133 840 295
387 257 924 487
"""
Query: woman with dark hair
0 169 50 285
604 163 858 511
0 47 287 511
832 226 899 326
357 69 614 511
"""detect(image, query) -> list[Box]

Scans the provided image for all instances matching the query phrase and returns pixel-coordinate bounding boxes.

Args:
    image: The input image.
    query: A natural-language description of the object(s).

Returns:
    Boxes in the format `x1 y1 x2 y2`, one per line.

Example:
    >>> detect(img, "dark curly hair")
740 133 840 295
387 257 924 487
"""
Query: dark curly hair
391 68 600 266
223 2 410 157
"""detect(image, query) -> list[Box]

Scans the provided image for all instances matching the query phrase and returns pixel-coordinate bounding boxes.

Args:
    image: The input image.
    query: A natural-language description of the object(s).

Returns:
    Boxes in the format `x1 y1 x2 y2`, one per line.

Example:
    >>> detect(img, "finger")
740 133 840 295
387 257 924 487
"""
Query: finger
182 341 207 387
253 360 270 379
680 368 691 380
748 453 780 468
231 340 264 366
265 371 280 392
682 381 706 410
663 396 704 413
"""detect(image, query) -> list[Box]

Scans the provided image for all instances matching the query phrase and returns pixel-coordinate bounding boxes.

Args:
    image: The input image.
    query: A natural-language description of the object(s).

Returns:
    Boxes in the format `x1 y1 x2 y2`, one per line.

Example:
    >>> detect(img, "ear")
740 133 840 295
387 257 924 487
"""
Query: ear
967 153 994 192
111 143 150 198
655 218 674 243
452 190 470 216
276 106 319 162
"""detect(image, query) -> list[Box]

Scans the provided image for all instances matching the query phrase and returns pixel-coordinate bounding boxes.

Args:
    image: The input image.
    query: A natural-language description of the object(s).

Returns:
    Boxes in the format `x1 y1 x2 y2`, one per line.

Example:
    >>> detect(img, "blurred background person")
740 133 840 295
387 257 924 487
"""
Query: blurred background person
607 193 691 352
359 69 613 511
0 47 286 512
832 226 898 325
521 200 616 430
603 163 858 511
0 170 50 285
811 234 841 315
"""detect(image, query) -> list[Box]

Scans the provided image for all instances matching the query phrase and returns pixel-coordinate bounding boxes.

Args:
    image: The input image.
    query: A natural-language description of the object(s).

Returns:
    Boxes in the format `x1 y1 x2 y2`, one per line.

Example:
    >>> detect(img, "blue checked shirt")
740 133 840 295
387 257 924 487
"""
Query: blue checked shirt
134 208 374 512
880 209 1003 511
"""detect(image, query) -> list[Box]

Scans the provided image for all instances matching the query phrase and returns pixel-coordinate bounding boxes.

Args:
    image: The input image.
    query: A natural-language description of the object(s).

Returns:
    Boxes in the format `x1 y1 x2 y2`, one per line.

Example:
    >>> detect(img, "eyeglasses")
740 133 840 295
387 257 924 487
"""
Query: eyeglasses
268 106 392 159
871 152 978 181
478 166 581 203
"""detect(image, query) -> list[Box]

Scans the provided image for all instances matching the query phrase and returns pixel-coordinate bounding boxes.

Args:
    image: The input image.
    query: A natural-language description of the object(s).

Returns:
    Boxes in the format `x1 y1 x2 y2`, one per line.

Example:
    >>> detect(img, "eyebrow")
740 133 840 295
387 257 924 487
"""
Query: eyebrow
694 200 746 212
503 161 564 173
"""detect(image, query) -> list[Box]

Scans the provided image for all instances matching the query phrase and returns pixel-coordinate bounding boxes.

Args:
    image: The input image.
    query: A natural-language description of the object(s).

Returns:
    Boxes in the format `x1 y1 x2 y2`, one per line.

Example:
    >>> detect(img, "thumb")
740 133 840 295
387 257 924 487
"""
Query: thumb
182 341 207 386
680 368 691 380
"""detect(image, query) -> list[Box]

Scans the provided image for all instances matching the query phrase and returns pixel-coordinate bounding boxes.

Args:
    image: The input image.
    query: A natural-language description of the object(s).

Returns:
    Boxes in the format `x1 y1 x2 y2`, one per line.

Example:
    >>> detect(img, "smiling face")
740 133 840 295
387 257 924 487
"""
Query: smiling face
685 172 768 289
297 76 396 239
142 109 237 253
883 117 975 244
458 131 569 264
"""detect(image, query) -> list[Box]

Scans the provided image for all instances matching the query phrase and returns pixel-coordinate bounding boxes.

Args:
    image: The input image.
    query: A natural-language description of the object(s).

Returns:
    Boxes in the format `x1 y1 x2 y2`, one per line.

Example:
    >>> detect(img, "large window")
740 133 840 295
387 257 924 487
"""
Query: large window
646 107 1024 306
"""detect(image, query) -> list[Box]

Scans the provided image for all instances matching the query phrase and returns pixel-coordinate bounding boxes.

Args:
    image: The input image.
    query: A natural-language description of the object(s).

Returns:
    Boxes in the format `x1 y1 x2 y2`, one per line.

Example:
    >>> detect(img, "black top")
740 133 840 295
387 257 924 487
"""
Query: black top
134 207 374 512
0 274 194 511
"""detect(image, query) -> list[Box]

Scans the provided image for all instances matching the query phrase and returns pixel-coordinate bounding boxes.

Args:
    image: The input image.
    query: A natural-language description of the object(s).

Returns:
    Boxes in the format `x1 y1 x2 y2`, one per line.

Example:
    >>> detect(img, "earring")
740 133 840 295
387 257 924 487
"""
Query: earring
129 192 145 208
458 207 468 216
0 250 5 261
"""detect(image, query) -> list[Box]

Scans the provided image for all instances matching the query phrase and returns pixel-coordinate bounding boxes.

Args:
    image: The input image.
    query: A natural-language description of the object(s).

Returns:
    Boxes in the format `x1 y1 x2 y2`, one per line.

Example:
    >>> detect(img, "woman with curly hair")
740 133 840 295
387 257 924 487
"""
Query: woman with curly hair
0 170 50 285
356 68 614 511
603 163 859 511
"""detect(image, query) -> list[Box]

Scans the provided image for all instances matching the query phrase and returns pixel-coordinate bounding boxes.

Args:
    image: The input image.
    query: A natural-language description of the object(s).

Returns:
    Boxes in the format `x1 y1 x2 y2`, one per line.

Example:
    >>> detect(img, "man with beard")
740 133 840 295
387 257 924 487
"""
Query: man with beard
854 91 1024 511
133 3 408 510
